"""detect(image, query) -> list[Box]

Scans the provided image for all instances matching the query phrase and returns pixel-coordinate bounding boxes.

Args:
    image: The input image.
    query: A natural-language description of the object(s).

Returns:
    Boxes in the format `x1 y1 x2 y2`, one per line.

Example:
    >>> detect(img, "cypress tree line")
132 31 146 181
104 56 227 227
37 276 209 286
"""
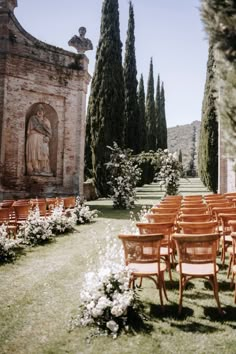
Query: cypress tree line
86 0 124 196
146 58 156 151
123 1 139 154
159 81 168 149
198 43 218 192
137 74 147 152
155 74 161 149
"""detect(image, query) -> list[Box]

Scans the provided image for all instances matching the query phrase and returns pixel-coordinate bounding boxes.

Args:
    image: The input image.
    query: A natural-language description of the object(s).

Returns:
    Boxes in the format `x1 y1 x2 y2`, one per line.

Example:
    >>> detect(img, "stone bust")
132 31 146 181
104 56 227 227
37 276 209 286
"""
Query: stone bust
68 27 93 54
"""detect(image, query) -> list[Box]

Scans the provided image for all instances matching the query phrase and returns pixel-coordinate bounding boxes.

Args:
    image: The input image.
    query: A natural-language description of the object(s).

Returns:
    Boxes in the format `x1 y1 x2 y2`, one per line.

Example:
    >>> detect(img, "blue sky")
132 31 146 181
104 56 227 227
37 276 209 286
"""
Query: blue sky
15 0 208 128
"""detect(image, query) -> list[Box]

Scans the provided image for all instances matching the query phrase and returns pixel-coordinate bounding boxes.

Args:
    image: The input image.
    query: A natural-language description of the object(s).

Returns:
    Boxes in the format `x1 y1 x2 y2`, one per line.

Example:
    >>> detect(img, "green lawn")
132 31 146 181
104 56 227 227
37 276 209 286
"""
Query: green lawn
0 178 236 354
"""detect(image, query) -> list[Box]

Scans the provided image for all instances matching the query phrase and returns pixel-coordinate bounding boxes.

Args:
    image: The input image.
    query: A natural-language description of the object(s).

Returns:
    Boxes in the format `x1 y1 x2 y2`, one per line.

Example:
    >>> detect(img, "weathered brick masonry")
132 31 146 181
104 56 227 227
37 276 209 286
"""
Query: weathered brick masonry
0 0 91 198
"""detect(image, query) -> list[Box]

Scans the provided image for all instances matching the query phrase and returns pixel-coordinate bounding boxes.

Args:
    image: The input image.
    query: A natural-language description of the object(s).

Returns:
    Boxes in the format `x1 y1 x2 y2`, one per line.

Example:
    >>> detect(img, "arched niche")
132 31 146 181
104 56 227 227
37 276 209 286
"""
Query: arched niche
25 102 58 176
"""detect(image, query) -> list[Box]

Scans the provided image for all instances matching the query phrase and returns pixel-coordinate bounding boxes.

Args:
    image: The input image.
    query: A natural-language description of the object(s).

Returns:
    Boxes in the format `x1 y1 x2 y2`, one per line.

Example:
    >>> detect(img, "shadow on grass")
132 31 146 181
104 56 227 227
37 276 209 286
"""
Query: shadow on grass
204 306 236 322
203 280 231 292
94 205 143 220
148 302 194 321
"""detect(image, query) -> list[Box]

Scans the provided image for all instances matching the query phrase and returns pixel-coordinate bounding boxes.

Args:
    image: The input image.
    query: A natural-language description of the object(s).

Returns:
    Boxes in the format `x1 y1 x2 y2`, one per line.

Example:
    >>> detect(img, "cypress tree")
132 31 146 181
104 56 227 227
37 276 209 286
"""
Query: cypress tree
137 74 147 152
84 96 93 179
146 58 156 151
123 1 139 154
201 0 236 158
187 126 197 177
87 0 125 196
155 74 161 149
198 42 218 192
159 82 168 149
178 149 183 164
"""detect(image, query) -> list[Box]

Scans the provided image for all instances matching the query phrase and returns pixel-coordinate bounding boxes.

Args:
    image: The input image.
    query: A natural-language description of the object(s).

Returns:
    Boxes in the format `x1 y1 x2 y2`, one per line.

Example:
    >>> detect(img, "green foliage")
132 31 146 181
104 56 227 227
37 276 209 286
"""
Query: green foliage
146 58 156 151
198 43 218 192
106 142 141 209
201 0 236 160
137 74 147 152
87 0 125 196
123 1 139 154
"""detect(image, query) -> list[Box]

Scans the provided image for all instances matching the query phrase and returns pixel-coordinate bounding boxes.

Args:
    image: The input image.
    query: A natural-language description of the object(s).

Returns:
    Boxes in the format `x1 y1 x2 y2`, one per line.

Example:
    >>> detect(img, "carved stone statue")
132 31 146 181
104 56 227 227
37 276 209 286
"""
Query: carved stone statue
68 27 93 54
26 104 52 176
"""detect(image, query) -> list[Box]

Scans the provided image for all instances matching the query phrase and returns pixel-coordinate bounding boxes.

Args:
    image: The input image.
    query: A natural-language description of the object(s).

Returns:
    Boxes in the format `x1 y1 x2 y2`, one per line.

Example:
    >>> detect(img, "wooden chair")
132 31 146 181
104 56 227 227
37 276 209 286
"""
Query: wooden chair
230 232 236 303
179 213 212 223
136 222 174 281
172 233 222 314
118 234 167 309
219 214 236 265
178 221 218 234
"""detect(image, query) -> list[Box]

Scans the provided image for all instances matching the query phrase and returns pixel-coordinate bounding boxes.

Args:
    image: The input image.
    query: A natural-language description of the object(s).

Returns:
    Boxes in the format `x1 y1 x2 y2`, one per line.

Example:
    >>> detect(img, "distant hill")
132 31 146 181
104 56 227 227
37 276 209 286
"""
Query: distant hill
167 120 201 172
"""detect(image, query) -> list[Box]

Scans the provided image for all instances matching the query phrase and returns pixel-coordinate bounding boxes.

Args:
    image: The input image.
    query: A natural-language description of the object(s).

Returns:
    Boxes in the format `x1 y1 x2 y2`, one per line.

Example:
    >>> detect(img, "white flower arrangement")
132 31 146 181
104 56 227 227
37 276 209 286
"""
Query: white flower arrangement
156 149 181 195
17 207 54 245
70 222 144 338
0 224 22 261
106 143 142 209
47 203 77 235
73 197 98 224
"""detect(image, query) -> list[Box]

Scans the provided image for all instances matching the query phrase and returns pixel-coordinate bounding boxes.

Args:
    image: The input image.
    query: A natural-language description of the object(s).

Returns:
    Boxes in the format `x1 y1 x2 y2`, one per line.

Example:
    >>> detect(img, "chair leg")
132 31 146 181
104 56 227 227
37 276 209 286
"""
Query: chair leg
227 255 232 279
158 276 164 310
160 272 168 301
212 275 222 315
178 275 184 315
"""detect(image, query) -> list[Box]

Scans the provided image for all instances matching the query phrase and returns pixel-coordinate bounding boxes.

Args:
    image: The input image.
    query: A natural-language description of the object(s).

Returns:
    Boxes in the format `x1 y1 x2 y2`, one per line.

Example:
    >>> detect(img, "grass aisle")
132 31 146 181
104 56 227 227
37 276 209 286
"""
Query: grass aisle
0 178 236 353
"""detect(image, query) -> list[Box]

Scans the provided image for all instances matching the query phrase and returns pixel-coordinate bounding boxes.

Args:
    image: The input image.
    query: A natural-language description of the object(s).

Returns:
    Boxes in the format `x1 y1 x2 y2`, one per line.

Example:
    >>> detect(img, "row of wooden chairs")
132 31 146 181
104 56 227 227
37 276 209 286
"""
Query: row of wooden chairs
0 196 77 237
118 193 236 313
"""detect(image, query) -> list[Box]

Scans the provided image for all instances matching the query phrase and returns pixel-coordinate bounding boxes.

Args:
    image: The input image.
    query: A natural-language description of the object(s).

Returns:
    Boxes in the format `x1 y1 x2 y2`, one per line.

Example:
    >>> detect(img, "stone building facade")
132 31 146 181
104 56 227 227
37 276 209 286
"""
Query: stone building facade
0 0 91 198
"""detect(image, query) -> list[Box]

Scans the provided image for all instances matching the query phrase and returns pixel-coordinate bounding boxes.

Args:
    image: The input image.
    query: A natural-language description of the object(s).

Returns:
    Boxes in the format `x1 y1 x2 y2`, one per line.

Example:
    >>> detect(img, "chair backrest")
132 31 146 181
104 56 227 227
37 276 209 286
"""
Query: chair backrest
219 214 236 235
136 222 174 247
204 194 225 200
181 202 205 209
46 198 60 210
61 196 76 209
179 213 212 223
178 221 218 234
212 207 236 220
229 220 236 232
145 213 176 224
31 201 47 216
13 204 31 221
180 207 208 215
183 195 203 200
151 207 179 214
173 233 219 266
0 208 10 224
118 234 164 265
